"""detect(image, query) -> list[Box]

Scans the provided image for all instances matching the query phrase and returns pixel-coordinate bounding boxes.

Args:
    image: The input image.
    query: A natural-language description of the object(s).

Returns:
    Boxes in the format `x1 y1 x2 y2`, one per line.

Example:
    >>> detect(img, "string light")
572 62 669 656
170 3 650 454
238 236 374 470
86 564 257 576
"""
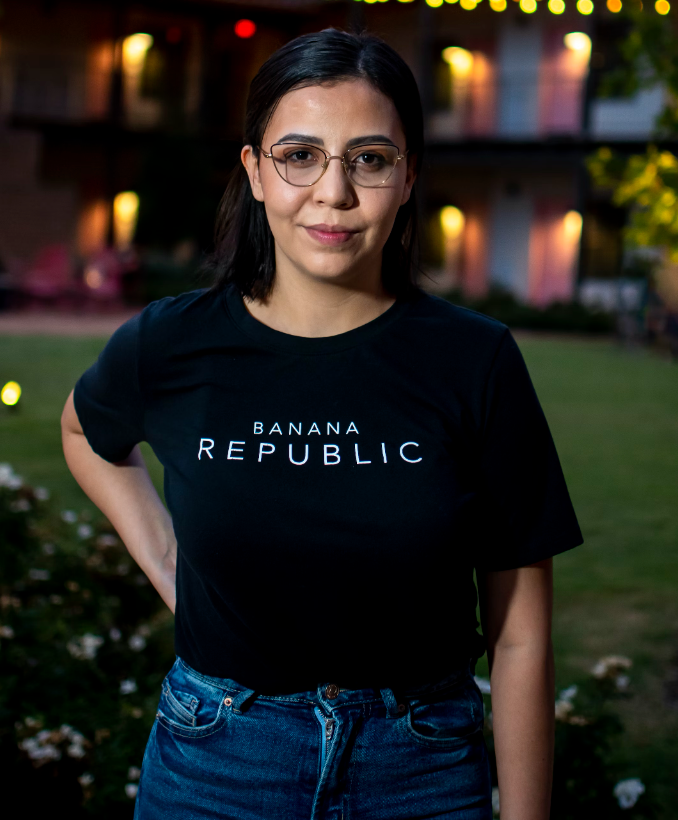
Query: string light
607 0 622 8
460 0 478 8
490 0 507 9
548 0 566 10
425 0 444 6
577 0 594 11
1 382 21 407
520 0 537 11
655 0 670 11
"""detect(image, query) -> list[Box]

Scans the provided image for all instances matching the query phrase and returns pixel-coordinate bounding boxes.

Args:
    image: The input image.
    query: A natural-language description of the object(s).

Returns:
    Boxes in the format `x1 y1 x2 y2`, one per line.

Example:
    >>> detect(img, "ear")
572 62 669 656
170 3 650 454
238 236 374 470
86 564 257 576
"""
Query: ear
399 153 418 207
241 145 265 203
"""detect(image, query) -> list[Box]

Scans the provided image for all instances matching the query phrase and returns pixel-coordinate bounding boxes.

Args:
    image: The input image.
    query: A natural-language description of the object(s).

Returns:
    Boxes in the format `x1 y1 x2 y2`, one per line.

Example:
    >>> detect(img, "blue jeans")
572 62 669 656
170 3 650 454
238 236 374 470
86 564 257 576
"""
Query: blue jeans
134 656 492 819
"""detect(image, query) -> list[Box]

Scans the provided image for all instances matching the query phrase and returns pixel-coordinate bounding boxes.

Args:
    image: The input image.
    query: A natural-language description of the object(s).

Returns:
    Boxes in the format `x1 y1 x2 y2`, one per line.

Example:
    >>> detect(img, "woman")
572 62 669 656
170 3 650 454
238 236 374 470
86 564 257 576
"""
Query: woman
61 28 583 820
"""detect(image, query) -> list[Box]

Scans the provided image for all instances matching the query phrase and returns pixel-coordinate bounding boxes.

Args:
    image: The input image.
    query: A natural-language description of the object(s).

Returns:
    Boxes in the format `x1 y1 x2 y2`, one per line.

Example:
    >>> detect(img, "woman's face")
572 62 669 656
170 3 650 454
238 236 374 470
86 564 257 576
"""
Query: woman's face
241 79 417 293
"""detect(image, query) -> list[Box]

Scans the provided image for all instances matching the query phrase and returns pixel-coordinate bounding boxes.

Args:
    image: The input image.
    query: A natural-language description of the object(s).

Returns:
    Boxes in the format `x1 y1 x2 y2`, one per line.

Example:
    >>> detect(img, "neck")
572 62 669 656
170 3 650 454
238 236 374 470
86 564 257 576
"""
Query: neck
243 263 396 339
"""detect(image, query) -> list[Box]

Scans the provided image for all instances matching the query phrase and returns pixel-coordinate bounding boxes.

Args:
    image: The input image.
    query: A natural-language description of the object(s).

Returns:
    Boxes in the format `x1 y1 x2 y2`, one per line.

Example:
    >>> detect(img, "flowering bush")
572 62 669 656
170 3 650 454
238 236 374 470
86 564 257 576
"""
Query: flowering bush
0 463 174 818
476 657 657 819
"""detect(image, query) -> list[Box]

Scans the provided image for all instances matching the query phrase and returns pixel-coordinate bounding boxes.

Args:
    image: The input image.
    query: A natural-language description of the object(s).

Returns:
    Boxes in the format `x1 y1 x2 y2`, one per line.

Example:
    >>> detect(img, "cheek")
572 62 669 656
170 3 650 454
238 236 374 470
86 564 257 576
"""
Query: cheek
261 178 307 224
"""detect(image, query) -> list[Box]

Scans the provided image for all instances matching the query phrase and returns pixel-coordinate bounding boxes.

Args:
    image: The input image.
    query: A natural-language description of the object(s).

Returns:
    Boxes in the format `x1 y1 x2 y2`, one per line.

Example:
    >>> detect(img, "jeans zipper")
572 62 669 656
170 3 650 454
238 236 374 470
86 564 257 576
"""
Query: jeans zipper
313 706 335 770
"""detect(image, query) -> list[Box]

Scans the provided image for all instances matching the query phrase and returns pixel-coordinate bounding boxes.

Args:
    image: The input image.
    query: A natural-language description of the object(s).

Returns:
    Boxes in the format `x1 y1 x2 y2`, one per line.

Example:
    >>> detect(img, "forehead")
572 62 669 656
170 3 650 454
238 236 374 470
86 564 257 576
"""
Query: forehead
263 79 404 146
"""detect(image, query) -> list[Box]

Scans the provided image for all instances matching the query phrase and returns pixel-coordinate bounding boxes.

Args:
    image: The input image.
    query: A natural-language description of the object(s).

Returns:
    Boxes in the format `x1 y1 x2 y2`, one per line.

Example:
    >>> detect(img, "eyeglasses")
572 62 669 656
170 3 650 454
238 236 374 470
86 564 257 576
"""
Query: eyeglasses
259 142 408 188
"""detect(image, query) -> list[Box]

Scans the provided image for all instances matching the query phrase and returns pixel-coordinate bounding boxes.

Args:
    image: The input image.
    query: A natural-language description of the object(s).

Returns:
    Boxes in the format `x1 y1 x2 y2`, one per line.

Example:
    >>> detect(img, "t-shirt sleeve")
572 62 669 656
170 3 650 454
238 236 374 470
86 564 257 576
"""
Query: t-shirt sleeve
73 312 146 463
475 329 583 571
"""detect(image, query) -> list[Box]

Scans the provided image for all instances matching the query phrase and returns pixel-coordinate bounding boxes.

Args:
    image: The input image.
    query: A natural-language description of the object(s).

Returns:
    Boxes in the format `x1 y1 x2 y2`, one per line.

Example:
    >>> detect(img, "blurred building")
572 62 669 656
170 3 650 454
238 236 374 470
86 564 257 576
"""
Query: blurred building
0 0 672 307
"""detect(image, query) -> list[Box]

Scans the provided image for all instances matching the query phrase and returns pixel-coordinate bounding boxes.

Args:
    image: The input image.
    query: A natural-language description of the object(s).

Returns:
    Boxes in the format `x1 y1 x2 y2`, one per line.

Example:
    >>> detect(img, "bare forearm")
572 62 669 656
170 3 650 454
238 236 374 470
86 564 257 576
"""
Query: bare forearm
62 428 176 613
489 641 555 820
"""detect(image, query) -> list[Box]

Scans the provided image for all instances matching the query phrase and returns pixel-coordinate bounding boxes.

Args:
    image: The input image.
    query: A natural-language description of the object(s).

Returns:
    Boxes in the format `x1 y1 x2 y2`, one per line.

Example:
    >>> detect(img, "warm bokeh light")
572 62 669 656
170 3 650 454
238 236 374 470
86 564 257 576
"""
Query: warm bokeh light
234 19 256 38
520 0 537 10
84 265 105 289
444 0 460 4
576 0 594 12
1 382 21 407
607 0 622 9
564 210 583 242
549 0 566 10
440 206 465 239
564 32 592 57
121 33 153 71
655 0 670 12
425 0 444 6
113 191 140 250
442 47 474 76
460 0 477 8
490 0 508 8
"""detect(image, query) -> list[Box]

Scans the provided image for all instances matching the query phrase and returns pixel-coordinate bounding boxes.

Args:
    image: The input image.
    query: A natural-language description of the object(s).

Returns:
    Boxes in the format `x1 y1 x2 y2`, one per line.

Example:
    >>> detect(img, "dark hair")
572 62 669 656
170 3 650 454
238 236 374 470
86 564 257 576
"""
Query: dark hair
204 27 424 300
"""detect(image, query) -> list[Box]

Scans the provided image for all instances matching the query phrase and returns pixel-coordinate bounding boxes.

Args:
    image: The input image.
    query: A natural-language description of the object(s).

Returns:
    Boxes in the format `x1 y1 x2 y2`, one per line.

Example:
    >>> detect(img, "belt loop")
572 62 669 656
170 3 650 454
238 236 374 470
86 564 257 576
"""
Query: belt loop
380 687 407 719
229 687 258 714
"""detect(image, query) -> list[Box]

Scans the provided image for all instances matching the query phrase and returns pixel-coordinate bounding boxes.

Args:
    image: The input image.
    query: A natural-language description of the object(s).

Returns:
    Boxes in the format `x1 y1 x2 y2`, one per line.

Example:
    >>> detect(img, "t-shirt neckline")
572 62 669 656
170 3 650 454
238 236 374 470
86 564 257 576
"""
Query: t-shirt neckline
222 282 419 355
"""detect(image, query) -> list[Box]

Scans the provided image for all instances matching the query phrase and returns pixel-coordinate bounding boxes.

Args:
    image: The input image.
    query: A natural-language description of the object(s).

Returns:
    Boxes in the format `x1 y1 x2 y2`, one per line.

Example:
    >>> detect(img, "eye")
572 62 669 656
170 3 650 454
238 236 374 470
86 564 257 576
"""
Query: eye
286 149 318 164
355 152 386 166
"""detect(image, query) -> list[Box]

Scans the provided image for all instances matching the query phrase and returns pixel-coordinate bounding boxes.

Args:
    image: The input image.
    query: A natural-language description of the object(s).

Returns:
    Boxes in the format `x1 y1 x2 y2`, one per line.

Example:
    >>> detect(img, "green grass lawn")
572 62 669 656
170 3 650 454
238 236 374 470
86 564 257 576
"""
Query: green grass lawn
2 331 678 812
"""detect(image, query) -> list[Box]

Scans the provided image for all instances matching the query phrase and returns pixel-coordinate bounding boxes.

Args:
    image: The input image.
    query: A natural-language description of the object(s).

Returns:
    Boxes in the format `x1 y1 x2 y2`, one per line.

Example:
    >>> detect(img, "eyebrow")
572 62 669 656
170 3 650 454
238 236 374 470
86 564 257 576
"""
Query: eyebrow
275 133 397 149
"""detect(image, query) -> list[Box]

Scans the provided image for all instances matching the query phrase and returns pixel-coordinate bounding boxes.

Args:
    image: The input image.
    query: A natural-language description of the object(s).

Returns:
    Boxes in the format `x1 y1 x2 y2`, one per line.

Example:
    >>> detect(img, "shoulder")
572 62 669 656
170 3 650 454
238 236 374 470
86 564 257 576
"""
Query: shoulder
139 287 220 329
404 289 509 356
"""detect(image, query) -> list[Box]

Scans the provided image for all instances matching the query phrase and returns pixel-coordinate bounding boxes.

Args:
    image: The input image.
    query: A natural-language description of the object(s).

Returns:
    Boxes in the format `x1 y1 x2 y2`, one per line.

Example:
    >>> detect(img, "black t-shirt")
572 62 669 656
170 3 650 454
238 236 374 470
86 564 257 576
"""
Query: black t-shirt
74 284 583 694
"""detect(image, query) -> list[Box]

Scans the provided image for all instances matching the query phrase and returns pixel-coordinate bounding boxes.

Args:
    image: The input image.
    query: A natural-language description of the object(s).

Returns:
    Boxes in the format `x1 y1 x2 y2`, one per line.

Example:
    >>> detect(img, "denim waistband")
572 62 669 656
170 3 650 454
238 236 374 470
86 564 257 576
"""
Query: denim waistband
174 656 476 716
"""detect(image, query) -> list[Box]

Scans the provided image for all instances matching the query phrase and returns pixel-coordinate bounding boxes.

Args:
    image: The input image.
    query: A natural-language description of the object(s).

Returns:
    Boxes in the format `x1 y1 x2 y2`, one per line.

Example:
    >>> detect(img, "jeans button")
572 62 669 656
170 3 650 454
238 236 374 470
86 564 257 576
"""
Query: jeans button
325 684 339 699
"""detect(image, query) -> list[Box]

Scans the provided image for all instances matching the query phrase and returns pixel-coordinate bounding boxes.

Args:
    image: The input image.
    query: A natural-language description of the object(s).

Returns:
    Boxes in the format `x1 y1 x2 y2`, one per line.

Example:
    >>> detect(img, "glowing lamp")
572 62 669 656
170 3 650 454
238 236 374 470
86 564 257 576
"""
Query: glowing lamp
122 33 153 71
520 0 537 11
113 191 140 250
607 0 622 9
1 382 21 407
442 47 474 77
85 265 105 289
655 0 670 12
440 206 465 239
564 32 592 57
490 0 508 8
549 0 566 10
576 0 594 12
460 0 478 8
234 20 256 39
564 210 583 241
425 0 444 7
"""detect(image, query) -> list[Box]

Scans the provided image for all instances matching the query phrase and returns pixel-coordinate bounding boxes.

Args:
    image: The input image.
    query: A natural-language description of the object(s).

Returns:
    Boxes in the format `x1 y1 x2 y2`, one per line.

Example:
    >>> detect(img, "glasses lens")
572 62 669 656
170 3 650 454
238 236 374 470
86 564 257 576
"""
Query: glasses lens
270 143 326 186
346 145 400 187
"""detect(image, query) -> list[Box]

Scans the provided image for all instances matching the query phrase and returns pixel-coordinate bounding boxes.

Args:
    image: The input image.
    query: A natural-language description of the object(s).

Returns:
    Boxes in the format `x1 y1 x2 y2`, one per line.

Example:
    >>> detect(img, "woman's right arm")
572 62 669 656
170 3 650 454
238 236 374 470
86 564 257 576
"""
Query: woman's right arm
61 388 177 613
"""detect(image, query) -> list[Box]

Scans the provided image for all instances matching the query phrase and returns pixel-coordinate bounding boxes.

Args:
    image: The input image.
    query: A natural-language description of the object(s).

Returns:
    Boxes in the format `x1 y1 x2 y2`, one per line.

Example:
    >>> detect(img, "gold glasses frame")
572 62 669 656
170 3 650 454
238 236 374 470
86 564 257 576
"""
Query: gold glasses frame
258 142 409 188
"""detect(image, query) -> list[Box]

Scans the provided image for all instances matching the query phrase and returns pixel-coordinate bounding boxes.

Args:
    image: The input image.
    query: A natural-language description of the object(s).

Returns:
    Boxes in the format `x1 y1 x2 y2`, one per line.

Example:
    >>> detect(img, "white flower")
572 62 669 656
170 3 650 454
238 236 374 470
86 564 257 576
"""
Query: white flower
128 766 141 780
474 676 491 694
60 724 75 740
491 786 500 817
61 510 78 524
591 656 633 679
120 678 138 695
67 743 86 759
109 627 122 642
7 475 23 490
10 498 31 512
29 569 50 581
558 685 578 702
125 783 139 799
42 543 56 555
28 744 61 763
0 463 15 486
555 699 575 721
613 777 645 809
78 772 94 787
616 674 630 691
128 634 146 652
67 633 104 660
0 625 15 639
77 524 94 539
34 487 50 500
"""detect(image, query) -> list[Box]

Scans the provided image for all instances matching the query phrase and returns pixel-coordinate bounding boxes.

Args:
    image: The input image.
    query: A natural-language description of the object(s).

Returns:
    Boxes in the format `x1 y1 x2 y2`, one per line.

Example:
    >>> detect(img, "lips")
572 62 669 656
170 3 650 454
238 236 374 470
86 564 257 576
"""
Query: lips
304 224 358 246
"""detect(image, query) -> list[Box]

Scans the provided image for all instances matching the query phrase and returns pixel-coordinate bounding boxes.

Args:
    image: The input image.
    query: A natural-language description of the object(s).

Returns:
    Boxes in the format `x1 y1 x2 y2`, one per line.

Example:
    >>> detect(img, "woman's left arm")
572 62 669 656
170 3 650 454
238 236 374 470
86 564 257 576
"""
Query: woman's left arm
477 557 555 820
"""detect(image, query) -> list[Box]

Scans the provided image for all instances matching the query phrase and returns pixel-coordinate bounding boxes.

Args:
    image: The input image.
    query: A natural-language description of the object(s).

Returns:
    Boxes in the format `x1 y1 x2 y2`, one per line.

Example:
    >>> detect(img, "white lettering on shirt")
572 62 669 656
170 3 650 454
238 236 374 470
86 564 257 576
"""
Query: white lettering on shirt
346 422 359 435
324 444 340 465
289 443 309 465
258 443 275 462
400 442 422 463
227 441 245 460
269 423 282 435
198 438 215 460
253 422 263 434
327 422 339 435
289 422 302 435
355 444 371 465
381 443 388 463
308 422 321 435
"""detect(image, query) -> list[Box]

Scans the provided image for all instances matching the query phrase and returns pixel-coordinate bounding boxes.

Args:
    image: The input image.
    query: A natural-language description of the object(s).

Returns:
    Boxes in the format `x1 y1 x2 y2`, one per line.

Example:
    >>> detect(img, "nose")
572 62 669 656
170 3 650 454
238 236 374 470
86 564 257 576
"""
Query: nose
313 155 354 208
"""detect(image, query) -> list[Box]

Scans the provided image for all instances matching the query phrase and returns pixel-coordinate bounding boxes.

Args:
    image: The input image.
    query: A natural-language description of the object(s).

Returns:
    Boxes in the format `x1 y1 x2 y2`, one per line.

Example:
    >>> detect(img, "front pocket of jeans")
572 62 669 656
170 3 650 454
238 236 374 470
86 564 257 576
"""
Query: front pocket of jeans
400 677 483 748
157 672 228 739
